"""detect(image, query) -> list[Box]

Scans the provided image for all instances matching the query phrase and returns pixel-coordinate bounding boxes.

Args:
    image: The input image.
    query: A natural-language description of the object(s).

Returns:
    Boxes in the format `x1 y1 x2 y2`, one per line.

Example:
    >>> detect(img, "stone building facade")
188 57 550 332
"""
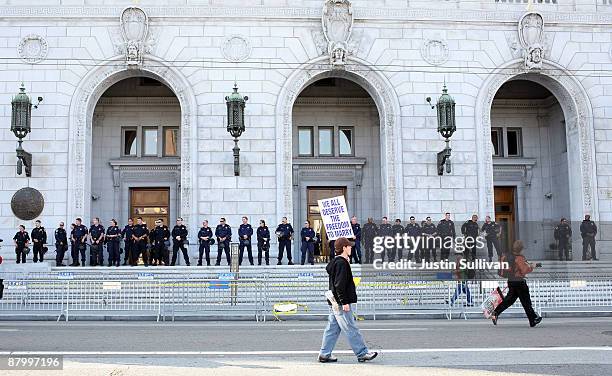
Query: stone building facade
0 0 610 261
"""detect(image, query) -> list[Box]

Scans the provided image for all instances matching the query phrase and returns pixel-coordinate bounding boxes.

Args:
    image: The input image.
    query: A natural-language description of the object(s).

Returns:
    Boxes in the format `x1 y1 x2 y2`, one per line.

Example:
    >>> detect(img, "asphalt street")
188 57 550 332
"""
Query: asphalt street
1 318 611 376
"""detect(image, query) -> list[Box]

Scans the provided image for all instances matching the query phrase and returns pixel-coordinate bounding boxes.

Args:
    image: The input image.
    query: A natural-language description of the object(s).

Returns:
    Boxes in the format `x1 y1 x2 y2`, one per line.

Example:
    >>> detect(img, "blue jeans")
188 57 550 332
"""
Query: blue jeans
319 305 368 358
450 281 472 305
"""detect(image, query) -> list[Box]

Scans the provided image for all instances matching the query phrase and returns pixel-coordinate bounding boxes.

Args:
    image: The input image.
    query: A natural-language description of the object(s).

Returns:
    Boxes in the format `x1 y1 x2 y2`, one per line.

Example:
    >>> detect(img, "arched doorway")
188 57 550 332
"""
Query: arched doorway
476 60 598 259
66 58 198 228
292 77 382 261
91 77 181 228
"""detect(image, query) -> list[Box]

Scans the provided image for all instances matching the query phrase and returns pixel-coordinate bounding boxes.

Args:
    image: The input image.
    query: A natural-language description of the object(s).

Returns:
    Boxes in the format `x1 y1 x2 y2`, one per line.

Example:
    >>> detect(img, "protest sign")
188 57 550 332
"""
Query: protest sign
317 195 354 240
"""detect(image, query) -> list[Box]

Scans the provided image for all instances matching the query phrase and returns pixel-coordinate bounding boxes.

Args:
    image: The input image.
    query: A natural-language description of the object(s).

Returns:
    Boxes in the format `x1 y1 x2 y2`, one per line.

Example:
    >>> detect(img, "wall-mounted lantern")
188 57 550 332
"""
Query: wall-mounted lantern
431 85 456 176
225 84 248 176
10 84 42 177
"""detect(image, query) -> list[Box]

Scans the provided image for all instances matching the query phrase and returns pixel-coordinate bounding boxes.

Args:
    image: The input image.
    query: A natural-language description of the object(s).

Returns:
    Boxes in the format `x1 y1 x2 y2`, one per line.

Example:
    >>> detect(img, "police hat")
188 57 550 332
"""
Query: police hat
23 247 30 255
210 238 215 245
42 246 48 254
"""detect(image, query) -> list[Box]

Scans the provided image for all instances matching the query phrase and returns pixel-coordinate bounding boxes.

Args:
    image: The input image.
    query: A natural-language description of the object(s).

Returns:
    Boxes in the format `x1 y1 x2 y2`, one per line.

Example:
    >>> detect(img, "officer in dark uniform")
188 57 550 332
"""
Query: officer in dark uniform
362 218 378 264
421 217 437 262
54 222 68 267
198 220 214 266
31 220 47 263
257 220 271 266
121 218 135 266
13 225 29 264
71 218 88 266
131 217 149 266
554 217 572 261
300 220 316 265
238 216 254 266
391 219 404 261
171 217 190 266
378 217 393 262
275 217 294 265
69 223 75 265
437 213 456 261
215 217 232 266
405 216 421 261
349 216 362 264
89 217 105 266
150 218 170 266
461 214 480 261
105 219 122 267
481 215 502 262
580 214 598 261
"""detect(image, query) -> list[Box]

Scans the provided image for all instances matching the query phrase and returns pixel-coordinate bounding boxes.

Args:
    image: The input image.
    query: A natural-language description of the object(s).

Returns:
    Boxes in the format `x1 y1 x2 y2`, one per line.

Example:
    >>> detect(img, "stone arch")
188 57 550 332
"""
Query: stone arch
67 55 198 225
475 59 598 221
275 55 403 222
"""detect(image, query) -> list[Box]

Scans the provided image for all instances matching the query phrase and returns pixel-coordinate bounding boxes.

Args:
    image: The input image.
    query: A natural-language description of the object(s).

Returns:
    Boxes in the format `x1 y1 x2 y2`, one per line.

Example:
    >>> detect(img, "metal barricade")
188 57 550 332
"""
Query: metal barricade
0 279 66 318
59 280 162 322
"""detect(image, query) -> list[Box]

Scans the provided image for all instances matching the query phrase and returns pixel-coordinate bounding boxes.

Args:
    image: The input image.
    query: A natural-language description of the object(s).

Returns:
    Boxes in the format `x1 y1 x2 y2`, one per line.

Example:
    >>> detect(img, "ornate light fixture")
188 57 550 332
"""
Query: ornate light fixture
10 84 42 177
225 84 248 176
435 84 456 176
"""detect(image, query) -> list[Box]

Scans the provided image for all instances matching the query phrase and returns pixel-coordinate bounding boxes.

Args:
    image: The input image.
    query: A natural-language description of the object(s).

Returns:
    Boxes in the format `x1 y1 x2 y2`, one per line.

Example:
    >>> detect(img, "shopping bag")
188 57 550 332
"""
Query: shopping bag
482 287 505 318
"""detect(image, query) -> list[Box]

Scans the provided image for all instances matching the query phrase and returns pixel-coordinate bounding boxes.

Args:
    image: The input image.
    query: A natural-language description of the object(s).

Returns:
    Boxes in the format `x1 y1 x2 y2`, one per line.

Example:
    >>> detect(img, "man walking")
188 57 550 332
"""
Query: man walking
319 237 378 363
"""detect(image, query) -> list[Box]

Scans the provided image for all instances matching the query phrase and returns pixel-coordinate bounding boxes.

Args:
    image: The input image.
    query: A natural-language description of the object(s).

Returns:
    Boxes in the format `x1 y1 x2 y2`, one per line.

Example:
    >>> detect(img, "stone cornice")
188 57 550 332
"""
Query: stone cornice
0 6 611 25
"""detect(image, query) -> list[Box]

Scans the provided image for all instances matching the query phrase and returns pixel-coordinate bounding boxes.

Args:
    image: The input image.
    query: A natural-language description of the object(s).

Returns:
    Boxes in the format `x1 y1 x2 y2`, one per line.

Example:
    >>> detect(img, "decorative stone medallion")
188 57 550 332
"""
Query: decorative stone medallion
221 35 251 62
17 35 48 64
421 39 449 66
11 187 44 220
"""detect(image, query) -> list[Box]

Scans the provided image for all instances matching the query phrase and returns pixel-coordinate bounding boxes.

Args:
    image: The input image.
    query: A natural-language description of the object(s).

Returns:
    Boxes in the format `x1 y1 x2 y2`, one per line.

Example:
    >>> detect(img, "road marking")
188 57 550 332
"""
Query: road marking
0 329 19 332
288 328 428 332
1 347 611 356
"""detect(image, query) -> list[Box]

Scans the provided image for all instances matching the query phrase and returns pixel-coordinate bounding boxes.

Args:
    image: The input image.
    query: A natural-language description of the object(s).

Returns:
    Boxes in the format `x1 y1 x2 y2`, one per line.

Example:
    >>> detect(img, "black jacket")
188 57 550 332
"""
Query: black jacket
326 256 357 306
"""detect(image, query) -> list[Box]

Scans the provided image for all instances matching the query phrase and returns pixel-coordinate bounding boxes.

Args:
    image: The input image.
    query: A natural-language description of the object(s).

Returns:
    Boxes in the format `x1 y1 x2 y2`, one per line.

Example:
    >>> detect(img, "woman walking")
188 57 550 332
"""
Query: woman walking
319 237 377 363
491 240 542 327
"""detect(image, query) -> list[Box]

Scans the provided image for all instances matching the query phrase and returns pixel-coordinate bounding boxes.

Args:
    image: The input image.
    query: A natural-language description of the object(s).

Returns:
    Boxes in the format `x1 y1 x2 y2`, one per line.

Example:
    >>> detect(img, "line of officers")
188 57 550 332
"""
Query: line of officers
11 213 599 266
11 216 297 267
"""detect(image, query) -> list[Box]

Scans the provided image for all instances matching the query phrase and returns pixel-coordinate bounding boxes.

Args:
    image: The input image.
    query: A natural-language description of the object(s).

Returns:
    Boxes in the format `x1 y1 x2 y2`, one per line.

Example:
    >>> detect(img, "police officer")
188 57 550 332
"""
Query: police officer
554 217 572 261
131 217 149 266
391 219 404 261
481 215 502 262
257 220 271 266
437 213 456 261
71 218 88 266
215 217 232 266
300 220 316 265
461 214 480 261
362 218 378 264
121 218 135 266
421 216 437 262
580 214 598 261
89 217 105 266
106 219 122 267
198 220 214 266
276 217 294 265
13 225 30 264
150 218 170 266
238 216 254 266
405 216 421 261
171 217 190 266
69 223 75 266
30 220 47 263
377 217 393 262
54 222 68 267
349 216 362 264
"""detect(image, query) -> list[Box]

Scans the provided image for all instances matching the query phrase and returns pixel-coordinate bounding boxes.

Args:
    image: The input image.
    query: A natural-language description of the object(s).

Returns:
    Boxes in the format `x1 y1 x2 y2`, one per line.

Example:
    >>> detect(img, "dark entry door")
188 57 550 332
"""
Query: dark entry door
494 186 516 253
129 188 170 230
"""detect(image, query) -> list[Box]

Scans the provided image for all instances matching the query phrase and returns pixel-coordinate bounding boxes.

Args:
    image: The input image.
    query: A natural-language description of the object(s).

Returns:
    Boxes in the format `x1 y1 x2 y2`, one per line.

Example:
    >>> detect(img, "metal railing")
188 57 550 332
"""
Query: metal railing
1 273 611 321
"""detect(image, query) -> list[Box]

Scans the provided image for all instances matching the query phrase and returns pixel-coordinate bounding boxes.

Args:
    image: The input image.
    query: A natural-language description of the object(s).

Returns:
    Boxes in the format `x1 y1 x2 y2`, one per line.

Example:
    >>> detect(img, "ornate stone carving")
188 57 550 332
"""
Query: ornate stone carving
322 0 353 67
221 35 252 62
11 187 44 221
420 39 449 66
17 34 48 64
116 7 154 66
518 12 545 70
